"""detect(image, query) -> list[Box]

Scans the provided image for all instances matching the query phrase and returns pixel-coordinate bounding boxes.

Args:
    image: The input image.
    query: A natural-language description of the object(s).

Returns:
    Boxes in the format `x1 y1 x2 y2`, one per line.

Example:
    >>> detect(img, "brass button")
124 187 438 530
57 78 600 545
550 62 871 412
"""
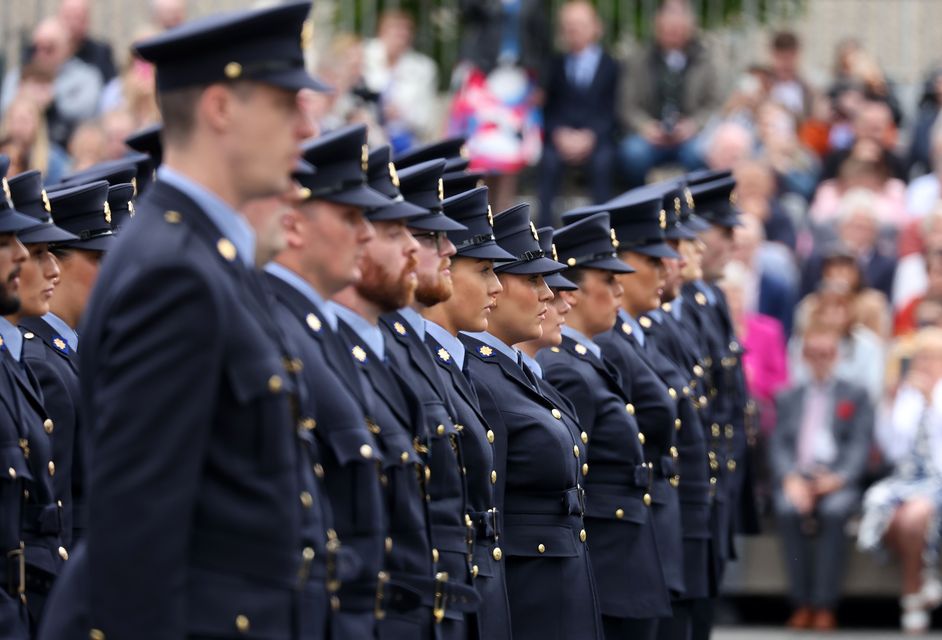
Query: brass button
683 386 690 396
432 548 439 563
551 408 562 420
58 546 69 561
300 491 313 508
727 460 737 472
89 630 106 640
400 451 409 463
8 467 15 479
43 419 54 434
580 431 588 444
268 375 283 393
486 430 495 444
300 417 316 431
582 463 589 476
235 613 250 633
313 464 325 478
302 547 315 561
359 444 373 459
668 387 677 399
225 61 243 79
637 432 645 445
625 403 635 415
492 547 502 561
490 470 497 484
674 419 682 430
579 529 587 542
725 425 735 439
643 493 652 506
471 564 479 577
48 461 55 476
670 475 680 488
711 423 721 438
572 445 580 458
670 446 678 458
537 543 545 554
615 508 624 519
436 424 445 436
385 537 393 553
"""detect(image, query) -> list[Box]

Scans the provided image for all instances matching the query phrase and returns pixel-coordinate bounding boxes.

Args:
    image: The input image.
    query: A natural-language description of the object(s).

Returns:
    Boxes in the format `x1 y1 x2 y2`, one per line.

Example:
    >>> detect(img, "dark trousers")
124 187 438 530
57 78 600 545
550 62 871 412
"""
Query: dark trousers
688 598 714 640
602 614 658 640
537 139 614 227
656 599 702 640
774 487 858 608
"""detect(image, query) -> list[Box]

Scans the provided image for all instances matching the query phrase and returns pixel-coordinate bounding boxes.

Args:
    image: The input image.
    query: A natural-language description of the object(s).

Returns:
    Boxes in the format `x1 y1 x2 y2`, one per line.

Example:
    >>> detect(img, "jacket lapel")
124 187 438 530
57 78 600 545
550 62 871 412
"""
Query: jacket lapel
20 317 78 374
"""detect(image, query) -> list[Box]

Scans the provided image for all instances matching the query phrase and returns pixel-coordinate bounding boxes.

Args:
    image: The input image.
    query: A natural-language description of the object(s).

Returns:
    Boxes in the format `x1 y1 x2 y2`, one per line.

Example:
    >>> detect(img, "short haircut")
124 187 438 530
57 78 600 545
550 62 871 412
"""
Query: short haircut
771 31 800 52
158 80 255 145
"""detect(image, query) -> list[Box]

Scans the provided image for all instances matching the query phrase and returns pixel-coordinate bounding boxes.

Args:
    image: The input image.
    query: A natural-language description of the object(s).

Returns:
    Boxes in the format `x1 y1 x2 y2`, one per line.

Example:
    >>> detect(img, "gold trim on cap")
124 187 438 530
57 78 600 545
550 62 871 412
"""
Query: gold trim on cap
224 62 242 79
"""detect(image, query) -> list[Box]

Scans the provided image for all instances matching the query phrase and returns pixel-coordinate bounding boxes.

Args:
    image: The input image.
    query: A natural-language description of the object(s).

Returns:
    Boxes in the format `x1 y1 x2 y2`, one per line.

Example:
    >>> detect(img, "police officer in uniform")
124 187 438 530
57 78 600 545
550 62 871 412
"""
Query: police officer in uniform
0 157 52 638
376 156 481 640
460 203 603 640
39 4 333 638
265 124 395 639
9 175 110 552
537 212 673 639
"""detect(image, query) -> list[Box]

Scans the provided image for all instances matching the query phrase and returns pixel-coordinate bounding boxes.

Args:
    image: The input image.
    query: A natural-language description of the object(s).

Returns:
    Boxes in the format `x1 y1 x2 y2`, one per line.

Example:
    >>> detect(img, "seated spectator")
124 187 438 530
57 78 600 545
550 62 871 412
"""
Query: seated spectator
720 64 773 130
362 9 438 152
858 327 942 634
0 94 70 182
829 39 903 127
886 300 942 394
809 153 908 230
907 117 942 219
0 17 102 148
98 26 160 128
735 158 798 250
907 66 942 178
894 206 942 312
722 260 789 436
896 252 942 337
66 118 106 171
617 0 718 187
770 323 873 631
58 0 116 83
820 100 905 182
732 214 797 336
100 108 136 161
791 280 885 402
802 188 897 302
537 0 617 226
768 31 816 122
755 100 820 201
704 120 754 172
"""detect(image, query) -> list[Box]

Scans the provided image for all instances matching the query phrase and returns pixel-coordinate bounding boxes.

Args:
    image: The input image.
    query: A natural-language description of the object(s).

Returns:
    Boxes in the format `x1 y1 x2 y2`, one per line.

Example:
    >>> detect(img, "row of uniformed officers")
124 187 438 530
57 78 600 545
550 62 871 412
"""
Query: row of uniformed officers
0 3 758 639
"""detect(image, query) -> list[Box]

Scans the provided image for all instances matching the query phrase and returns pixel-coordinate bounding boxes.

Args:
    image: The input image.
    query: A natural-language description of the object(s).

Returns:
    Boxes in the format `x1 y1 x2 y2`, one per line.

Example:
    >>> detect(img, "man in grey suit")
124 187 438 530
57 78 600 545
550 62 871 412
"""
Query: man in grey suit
770 324 874 631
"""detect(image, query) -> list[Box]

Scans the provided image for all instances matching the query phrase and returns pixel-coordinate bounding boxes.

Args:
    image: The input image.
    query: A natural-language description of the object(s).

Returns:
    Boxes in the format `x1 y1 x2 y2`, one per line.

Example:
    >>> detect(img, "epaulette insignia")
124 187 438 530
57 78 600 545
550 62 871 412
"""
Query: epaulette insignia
352 345 367 363
437 348 451 362
695 292 707 306
574 343 587 356
164 210 182 224
393 322 407 336
479 345 494 357
217 238 237 262
306 313 322 333
621 322 632 335
661 302 672 313
550 347 560 353
52 337 68 353
639 316 652 329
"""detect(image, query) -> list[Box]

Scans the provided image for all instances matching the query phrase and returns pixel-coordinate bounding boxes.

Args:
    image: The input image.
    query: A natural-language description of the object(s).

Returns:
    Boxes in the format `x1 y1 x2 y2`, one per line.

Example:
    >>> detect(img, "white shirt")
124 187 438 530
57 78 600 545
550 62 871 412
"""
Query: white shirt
362 39 438 141
878 381 942 476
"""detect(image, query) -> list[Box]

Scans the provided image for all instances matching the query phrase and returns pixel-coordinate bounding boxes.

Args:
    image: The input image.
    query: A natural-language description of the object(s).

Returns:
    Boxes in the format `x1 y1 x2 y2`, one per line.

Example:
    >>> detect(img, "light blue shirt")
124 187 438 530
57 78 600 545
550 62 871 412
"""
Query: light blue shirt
0 317 23 361
694 280 717 306
562 325 602 359
567 44 602 88
263 262 338 331
43 312 78 351
648 309 663 325
157 166 255 268
519 350 543 379
330 302 385 359
425 320 465 371
618 309 644 348
671 296 684 321
398 307 426 340
461 330 518 363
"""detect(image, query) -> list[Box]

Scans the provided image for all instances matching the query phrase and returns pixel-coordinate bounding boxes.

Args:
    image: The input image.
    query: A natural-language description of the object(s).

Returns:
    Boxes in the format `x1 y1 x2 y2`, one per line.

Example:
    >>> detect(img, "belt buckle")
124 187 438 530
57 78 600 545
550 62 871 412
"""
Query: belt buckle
374 571 389 620
325 530 341 593
7 542 25 603
433 571 449 623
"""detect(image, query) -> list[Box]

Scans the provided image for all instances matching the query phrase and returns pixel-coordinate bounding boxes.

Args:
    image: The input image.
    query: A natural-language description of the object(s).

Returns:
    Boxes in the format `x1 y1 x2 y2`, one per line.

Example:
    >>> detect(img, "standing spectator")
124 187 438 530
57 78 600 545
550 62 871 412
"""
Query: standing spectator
732 213 797 335
0 17 102 148
58 0 116 83
768 31 815 122
820 100 905 181
907 66 942 178
617 0 719 187
755 100 820 201
0 94 70 182
150 0 187 30
362 9 438 152
858 327 942 634
98 27 160 127
537 1 618 226
907 117 942 218
770 324 873 631
66 118 106 171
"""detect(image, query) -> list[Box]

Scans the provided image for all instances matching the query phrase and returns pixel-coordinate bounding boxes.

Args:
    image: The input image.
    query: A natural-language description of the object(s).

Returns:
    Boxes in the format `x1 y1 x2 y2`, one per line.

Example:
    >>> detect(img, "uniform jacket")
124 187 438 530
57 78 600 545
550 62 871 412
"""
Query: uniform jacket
460 334 602 640
537 337 671 618
42 180 324 640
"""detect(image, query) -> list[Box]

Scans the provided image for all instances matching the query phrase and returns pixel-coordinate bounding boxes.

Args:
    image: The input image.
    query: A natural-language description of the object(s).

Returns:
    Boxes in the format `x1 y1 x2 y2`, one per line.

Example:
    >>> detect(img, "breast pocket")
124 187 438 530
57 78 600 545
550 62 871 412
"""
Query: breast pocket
503 523 578 558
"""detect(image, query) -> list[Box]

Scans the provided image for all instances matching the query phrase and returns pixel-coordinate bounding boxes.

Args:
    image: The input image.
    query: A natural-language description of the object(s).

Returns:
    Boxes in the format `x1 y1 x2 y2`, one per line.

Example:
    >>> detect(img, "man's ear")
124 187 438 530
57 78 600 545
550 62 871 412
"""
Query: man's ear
560 289 579 308
198 84 236 134
280 208 306 250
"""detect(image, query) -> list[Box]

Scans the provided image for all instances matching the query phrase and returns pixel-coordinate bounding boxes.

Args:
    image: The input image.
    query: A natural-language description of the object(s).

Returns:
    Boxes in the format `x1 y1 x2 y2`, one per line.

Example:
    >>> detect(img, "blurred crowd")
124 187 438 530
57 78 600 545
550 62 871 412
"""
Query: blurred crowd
8 0 942 630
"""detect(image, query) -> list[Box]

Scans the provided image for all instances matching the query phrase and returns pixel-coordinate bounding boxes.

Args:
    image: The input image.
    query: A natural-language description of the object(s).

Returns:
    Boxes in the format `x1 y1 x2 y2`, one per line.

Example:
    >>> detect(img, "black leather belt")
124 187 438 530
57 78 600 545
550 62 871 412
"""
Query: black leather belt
503 487 585 516
3 543 25 601
468 508 500 540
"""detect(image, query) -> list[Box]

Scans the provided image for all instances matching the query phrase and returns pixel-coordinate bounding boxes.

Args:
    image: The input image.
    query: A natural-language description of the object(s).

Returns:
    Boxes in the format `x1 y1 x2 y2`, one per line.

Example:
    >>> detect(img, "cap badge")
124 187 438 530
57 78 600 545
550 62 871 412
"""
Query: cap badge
674 197 681 215
729 191 738 205
361 145 369 173
131 177 138 196
300 19 314 50
388 162 400 189
438 178 444 203
104 201 112 224
684 187 694 210
479 345 494 358
41 190 51 213
437 348 451 362
393 321 407 336
551 243 559 262
52 337 68 353
164 210 182 224
296 187 312 200
128 200 135 217
1 178 11 207
610 228 619 249
659 209 667 230
306 313 322 333
529 221 539 241
486 205 494 227
574 343 588 356
217 238 237 262
224 61 242 79
352 345 368 362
